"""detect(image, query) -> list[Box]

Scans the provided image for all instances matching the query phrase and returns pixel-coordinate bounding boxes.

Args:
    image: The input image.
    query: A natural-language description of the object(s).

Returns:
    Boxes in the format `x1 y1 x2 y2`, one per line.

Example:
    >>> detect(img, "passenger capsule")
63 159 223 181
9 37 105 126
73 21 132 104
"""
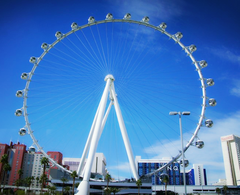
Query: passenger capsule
159 22 167 30
180 159 189 167
55 31 63 39
175 32 183 40
106 13 113 20
28 146 36 154
206 78 214 86
29 56 37 64
19 128 27 136
88 16 95 24
71 22 78 30
124 13 131 20
16 90 23 97
209 98 217 106
199 60 208 68
15 109 22 116
189 44 197 53
196 140 204 149
41 43 49 50
205 119 213 128
142 16 149 23
21 73 28 80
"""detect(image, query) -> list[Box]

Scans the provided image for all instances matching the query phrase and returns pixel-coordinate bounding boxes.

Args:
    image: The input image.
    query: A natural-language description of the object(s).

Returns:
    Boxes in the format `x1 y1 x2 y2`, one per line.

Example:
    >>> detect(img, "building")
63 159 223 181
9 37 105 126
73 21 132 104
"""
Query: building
0 142 27 186
62 153 107 176
221 134 240 185
185 164 207 185
136 156 181 185
22 152 44 188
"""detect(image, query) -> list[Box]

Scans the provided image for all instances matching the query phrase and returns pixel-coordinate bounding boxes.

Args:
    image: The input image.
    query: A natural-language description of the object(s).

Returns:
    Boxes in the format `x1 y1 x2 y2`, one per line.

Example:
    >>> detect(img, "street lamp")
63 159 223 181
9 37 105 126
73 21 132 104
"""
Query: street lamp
169 111 190 195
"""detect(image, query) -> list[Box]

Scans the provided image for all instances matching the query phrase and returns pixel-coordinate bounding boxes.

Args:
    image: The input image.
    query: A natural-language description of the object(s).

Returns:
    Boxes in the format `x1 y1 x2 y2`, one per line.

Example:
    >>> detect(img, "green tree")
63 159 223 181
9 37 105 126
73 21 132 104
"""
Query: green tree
105 173 111 189
162 174 169 195
216 187 221 195
109 187 120 195
0 154 9 187
70 171 78 195
136 179 142 195
25 176 34 193
40 174 48 192
36 176 40 188
223 185 228 195
40 157 49 191
17 169 24 186
3 163 11 187
60 177 68 195
64 186 70 194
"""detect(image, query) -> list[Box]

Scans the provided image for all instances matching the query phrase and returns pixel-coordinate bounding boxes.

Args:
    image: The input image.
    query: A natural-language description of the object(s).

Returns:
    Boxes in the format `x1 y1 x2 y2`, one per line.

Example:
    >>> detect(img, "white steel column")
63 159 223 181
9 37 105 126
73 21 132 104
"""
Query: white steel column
110 83 139 180
76 75 113 195
77 106 99 176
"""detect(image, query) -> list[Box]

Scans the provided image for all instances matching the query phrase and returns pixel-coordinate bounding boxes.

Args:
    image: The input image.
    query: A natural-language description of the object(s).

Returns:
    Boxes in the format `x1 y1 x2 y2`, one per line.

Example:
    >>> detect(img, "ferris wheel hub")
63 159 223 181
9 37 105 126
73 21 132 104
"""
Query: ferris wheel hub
104 74 115 81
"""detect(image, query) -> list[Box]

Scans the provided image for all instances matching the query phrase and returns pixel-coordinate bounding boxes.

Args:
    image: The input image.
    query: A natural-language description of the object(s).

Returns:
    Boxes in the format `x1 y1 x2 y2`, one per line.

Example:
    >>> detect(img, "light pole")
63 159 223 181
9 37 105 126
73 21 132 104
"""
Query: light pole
169 111 190 195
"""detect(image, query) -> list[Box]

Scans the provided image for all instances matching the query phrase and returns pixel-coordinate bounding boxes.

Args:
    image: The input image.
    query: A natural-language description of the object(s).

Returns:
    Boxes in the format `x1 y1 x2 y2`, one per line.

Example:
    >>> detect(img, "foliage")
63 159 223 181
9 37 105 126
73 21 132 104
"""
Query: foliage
136 179 142 195
105 173 111 189
61 177 69 194
216 187 221 195
70 170 78 195
162 174 169 195
40 157 49 191
223 185 228 195
109 187 121 195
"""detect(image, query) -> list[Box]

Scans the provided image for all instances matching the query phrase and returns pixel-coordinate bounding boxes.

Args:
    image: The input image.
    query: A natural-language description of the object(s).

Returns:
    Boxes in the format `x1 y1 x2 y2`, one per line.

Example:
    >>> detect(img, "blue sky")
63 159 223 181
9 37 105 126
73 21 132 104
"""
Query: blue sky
1 0 240 184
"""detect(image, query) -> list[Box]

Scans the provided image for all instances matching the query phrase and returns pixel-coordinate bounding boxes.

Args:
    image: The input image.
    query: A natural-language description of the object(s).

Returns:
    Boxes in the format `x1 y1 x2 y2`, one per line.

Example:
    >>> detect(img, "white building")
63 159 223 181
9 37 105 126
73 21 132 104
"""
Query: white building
192 164 207 185
62 153 107 176
221 134 240 185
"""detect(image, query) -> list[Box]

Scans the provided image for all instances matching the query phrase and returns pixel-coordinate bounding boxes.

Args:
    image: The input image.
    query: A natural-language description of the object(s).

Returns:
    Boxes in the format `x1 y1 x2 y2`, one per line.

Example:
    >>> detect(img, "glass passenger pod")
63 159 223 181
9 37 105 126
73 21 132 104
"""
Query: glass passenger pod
29 56 37 64
196 140 204 149
180 159 189 167
199 60 208 68
142 16 149 23
124 13 131 20
28 146 36 154
16 90 23 97
88 16 95 24
19 128 27 136
55 31 63 39
71 22 78 30
206 78 215 86
106 13 113 20
175 32 183 40
205 119 213 127
189 45 197 53
209 98 217 106
15 109 22 116
21 73 28 80
159 22 167 30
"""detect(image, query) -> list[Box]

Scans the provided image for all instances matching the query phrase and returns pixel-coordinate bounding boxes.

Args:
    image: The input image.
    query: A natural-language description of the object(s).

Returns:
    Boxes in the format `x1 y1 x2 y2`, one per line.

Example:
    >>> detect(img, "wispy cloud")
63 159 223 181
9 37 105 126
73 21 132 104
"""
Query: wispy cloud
107 0 185 22
208 47 240 65
230 79 240 97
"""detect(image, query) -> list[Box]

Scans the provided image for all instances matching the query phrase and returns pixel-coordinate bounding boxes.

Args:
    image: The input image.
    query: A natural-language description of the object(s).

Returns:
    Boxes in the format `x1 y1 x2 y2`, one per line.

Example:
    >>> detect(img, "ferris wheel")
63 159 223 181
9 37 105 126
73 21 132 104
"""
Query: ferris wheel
15 13 216 192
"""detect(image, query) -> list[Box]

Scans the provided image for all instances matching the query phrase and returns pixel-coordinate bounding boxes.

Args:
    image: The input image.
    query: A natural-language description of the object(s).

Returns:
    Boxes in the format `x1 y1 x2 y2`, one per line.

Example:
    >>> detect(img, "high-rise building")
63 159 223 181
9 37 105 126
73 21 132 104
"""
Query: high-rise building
221 134 240 185
186 164 207 185
22 152 44 188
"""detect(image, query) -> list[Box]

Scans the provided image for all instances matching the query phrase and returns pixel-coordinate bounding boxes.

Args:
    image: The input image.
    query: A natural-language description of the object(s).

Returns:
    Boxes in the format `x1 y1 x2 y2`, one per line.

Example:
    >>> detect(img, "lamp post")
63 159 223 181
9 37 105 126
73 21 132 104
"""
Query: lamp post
169 111 190 195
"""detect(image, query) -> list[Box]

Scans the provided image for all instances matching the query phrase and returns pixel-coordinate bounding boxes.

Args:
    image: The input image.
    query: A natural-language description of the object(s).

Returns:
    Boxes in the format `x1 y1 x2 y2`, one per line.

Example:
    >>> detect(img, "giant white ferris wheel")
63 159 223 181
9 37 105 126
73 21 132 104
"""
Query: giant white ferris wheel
15 13 216 194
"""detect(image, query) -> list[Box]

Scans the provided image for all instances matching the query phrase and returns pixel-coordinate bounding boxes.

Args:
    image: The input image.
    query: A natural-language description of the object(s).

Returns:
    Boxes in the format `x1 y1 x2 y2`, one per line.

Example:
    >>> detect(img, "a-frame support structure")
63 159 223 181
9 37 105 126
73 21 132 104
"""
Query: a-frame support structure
76 75 139 195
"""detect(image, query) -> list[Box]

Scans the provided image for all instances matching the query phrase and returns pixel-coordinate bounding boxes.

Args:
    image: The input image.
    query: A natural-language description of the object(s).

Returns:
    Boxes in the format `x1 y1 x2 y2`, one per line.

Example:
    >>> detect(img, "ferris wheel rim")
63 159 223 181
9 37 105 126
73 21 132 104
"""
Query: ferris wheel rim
18 14 211 176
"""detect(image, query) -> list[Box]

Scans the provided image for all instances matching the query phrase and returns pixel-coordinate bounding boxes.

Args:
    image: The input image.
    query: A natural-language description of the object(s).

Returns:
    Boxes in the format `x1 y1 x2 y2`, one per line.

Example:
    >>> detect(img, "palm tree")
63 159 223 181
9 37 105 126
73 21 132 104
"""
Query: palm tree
40 157 49 191
0 154 9 186
61 177 69 195
36 176 39 188
223 185 228 195
136 179 142 195
40 174 48 192
162 174 169 195
64 186 71 195
17 169 23 185
3 163 11 188
105 173 111 189
216 187 221 195
109 187 120 195
25 176 34 193
70 171 78 195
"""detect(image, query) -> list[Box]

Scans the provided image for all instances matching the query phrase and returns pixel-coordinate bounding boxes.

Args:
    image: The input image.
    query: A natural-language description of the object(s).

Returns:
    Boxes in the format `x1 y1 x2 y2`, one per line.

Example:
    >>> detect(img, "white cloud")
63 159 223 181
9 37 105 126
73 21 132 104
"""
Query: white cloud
142 111 240 184
230 80 240 97
107 0 185 22
209 47 240 65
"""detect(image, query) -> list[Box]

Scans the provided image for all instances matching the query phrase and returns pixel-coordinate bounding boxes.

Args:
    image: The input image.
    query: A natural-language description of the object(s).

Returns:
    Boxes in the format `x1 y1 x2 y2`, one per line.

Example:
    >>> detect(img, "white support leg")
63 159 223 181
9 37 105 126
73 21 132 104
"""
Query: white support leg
110 83 139 180
77 106 99 176
76 76 113 195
